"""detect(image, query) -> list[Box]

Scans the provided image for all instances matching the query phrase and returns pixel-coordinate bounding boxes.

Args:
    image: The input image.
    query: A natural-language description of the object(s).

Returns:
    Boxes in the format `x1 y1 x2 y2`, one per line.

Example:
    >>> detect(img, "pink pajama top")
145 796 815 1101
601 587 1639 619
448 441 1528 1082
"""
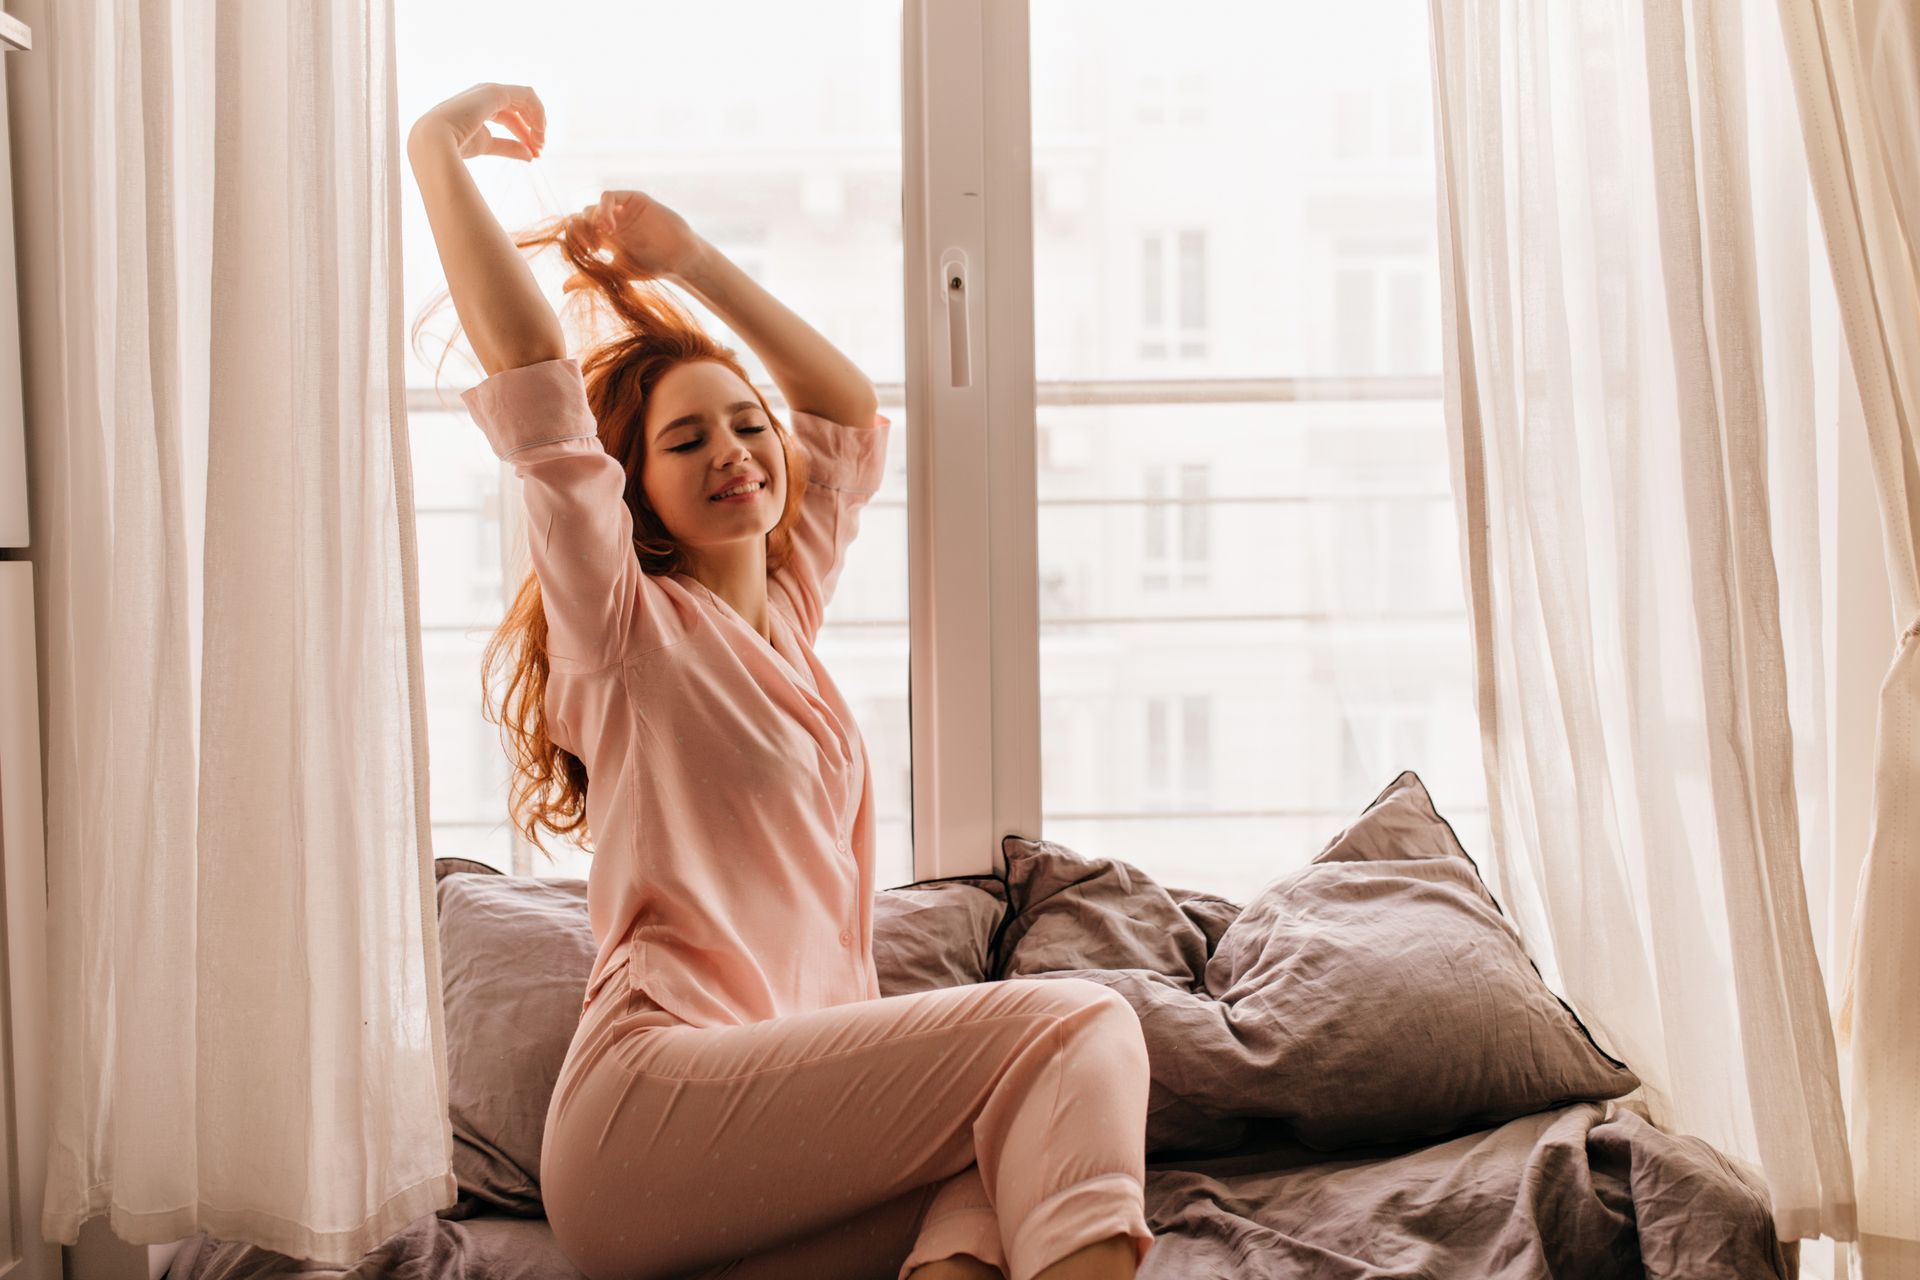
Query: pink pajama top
460 356 893 1029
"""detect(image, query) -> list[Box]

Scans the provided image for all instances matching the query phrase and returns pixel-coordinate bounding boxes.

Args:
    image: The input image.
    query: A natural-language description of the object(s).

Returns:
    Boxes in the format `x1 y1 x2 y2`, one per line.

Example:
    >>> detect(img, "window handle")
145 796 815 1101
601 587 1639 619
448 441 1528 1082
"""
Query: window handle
941 250 972 388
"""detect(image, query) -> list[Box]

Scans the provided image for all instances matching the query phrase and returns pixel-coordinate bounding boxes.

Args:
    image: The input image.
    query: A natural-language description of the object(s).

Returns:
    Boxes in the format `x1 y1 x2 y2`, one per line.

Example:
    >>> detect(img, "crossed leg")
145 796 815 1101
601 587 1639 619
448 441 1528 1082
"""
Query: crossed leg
540 976 1157 1280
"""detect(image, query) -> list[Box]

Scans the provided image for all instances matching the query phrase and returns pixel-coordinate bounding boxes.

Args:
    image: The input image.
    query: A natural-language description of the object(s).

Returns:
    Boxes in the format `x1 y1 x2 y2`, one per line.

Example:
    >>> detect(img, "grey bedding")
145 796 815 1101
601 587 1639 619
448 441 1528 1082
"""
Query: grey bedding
164 1101 1795 1279
167 776 1794 1279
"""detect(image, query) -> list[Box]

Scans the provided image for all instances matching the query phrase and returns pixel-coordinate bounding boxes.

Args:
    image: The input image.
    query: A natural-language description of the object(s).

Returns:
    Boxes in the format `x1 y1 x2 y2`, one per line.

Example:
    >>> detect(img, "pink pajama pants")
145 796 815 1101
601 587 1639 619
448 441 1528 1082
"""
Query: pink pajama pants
539 975 1158 1280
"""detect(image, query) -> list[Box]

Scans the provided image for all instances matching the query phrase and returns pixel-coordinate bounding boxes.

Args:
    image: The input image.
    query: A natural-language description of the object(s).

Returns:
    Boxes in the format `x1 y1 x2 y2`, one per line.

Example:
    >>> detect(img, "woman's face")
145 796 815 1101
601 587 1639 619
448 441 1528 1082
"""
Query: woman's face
640 360 787 552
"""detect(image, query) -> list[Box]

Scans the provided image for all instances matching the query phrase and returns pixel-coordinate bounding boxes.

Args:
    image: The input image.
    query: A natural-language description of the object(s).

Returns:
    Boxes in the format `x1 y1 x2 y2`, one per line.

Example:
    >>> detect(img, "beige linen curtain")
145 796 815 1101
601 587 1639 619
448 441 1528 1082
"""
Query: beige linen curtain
1778 0 1920 1274
10 0 452 1262
1427 0 1857 1251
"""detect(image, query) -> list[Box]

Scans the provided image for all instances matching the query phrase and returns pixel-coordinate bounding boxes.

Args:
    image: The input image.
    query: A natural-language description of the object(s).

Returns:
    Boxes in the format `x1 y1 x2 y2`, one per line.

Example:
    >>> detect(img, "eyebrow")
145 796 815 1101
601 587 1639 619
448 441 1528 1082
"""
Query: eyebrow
658 401 764 440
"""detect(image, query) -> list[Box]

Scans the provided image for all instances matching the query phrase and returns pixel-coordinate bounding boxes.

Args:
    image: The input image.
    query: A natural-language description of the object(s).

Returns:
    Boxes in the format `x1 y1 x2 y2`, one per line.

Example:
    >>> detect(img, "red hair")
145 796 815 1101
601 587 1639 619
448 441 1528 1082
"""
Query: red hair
412 215 813 860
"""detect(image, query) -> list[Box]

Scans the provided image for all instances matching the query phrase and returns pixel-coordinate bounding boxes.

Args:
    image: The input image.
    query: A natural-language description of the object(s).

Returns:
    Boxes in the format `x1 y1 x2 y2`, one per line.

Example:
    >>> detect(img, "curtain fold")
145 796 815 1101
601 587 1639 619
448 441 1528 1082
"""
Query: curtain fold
1427 0 1857 1246
1778 0 1920 1273
11 0 452 1262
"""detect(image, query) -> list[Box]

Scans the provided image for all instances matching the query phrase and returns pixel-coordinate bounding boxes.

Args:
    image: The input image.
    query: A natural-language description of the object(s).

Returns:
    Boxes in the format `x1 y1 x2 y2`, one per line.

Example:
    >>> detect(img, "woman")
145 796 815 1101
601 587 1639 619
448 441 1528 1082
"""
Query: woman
408 82 1157 1280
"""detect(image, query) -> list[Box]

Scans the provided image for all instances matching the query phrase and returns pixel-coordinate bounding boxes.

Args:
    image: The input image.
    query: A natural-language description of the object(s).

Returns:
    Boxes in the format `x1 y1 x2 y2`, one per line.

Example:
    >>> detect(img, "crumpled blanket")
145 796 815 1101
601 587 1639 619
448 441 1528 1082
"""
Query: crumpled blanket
1140 1101 1795 1279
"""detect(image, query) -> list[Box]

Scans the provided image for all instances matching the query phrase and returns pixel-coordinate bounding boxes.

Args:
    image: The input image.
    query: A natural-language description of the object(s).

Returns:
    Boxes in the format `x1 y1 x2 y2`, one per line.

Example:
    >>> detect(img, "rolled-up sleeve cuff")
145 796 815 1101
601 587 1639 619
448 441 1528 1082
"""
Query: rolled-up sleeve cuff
790 409 891 496
458 357 600 461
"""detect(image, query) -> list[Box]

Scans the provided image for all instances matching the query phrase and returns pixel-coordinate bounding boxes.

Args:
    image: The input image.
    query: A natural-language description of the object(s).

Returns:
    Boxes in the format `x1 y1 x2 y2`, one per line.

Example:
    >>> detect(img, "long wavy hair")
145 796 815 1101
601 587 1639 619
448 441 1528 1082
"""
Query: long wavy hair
412 215 813 861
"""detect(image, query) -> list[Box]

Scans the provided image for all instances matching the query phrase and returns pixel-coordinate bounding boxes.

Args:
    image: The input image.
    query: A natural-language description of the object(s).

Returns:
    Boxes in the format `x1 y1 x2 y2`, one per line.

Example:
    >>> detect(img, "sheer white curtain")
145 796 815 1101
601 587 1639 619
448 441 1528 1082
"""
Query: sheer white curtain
1779 1 1920 1273
11 0 452 1262
1427 0 1858 1248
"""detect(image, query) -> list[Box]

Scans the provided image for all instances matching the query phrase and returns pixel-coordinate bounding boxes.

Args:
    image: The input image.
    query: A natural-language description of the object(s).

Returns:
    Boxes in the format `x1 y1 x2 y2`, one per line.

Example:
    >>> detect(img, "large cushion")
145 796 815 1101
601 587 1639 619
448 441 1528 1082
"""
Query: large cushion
435 868 594 1216
432 861 1008 1215
1211 770 1639 1148
872 873 1009 994
997 771 1640 1153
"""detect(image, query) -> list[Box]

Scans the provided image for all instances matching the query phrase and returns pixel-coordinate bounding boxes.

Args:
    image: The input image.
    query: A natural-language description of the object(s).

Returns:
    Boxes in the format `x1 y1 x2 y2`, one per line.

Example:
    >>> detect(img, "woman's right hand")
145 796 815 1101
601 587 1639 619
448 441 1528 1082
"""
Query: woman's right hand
409 83 547 163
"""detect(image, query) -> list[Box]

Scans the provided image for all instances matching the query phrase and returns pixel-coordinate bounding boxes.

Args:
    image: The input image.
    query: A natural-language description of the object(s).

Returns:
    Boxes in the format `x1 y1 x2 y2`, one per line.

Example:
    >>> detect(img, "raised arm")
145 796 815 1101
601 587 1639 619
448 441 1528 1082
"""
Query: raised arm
412 91 653 672
566 189 880 426
669 240 880 429
407 83 565 376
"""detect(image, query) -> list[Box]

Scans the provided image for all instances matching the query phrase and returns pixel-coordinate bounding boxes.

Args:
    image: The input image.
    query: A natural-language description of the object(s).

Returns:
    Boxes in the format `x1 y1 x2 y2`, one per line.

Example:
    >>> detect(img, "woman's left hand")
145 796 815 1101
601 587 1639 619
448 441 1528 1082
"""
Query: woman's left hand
568 190 706 282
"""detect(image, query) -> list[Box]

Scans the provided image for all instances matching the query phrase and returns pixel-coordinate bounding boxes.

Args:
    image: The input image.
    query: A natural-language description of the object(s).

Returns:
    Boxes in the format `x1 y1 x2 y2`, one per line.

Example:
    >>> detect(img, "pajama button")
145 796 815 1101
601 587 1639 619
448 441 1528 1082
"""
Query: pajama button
839 928 852 947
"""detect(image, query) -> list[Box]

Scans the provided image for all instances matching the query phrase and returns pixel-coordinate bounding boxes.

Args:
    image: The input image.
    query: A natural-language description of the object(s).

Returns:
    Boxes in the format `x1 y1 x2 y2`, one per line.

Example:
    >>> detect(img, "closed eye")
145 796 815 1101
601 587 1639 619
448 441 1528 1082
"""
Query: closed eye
670 425 767 453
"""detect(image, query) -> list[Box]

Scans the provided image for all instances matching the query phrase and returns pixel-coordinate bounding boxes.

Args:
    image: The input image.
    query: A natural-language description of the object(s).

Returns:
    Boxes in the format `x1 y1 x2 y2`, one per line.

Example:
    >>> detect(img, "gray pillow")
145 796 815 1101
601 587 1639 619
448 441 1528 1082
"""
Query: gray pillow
1212 769 1638 1149
432 861 1008 1216
872 874 1009 994
997 771 1640 1154
435 869 594 1217
997 836 1231 987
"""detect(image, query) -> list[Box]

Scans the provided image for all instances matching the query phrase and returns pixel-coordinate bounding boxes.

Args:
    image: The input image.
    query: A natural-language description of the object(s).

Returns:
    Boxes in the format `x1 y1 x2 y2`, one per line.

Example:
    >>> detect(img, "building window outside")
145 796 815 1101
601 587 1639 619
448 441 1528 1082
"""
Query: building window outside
1140 229 1209 362
1142 462 1210 592
1146 693 1213 810
1339 702 1432 805
1334 257 1435 376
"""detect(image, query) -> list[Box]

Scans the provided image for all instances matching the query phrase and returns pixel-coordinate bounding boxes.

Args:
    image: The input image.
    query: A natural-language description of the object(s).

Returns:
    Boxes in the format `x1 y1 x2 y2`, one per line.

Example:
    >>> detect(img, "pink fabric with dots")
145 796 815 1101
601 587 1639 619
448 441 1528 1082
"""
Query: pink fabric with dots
463 358 1155 1278
541 976 1156 1280
460 356 891 1031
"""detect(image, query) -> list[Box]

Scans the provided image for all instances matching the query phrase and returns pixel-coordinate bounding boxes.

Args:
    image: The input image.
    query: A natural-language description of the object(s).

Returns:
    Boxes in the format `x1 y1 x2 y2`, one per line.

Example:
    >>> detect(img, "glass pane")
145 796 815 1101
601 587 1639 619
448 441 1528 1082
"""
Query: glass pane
1178 230 1206 330
1143 467 1167 559
1147 699 1168 791
1336 269 1378 375
1182 694 1210 795
1141 235 1164 326
398 1 910 888
1032 0 1485 906
1179 464 1208 561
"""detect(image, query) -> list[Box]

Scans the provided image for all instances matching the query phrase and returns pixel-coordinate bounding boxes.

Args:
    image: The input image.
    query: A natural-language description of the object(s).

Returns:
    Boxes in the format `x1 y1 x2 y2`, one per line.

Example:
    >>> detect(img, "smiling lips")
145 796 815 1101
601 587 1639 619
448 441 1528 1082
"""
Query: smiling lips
709 479 766 503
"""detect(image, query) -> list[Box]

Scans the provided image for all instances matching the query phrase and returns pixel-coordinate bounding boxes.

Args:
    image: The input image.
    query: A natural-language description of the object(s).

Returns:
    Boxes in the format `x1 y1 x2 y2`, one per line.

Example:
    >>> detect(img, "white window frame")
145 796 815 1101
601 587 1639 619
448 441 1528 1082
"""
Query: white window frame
903 0 1042 878
904 0 1446 880
904 0 1893 915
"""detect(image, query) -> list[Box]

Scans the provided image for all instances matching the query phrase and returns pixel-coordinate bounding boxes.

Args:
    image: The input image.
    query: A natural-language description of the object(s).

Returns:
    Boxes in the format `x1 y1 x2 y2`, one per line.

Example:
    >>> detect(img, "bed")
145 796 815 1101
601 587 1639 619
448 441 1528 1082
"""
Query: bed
166 773 1796 1279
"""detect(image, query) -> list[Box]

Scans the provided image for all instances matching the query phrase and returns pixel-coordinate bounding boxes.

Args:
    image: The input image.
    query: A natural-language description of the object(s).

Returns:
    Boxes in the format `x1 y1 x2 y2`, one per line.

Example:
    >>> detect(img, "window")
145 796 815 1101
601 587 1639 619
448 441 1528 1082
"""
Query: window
1330 80 1428 161
1339 702 1432 803
1136 69 1208 130
1139 229 1209 361
397 0 911 884
396 0 1481 906
1141 463 1210 591
1144 694 1212 810
1334 258 1437 376
1035 0 1481 904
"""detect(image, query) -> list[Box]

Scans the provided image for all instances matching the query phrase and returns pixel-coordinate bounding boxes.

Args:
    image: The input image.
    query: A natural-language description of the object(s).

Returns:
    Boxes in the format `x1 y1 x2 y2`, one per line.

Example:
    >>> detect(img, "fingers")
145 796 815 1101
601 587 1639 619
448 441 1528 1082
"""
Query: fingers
481 133 534 162
498 108 542 159
498 83 547 143
570 206 601 247
472 83 544 158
